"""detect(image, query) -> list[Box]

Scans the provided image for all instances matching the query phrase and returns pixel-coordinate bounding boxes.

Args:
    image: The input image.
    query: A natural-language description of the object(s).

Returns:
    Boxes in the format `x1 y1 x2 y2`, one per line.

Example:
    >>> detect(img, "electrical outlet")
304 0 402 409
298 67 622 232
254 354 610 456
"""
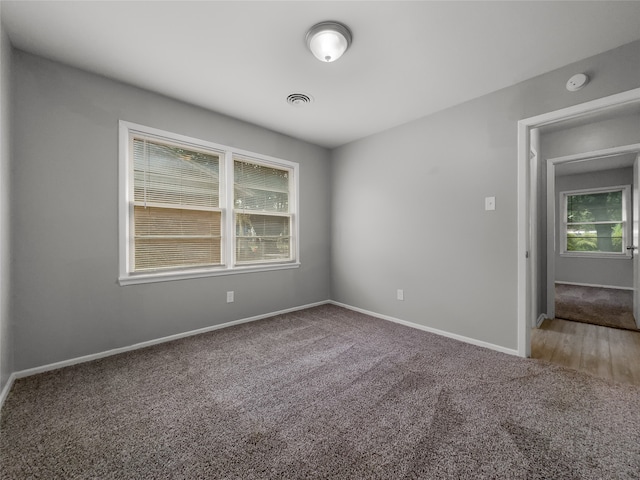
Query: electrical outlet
397 289 404 301
227 291 234 303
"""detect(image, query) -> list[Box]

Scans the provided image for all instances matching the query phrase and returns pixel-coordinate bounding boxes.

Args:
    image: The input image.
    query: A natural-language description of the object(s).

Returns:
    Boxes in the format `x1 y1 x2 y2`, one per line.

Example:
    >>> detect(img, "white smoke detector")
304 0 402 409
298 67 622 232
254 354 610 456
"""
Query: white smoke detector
566 73 589 92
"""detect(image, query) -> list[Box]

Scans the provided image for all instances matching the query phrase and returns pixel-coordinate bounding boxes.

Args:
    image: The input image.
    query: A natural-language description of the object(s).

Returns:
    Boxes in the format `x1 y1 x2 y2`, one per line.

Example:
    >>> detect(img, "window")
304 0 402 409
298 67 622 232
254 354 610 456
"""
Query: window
234 158 292 264
560 185 631 258
119 121 299 285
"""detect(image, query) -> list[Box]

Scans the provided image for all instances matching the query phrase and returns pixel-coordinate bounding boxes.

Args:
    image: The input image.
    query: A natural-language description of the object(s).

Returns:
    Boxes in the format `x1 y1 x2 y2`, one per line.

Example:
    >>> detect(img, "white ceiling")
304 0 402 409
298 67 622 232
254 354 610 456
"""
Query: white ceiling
2 1 640 148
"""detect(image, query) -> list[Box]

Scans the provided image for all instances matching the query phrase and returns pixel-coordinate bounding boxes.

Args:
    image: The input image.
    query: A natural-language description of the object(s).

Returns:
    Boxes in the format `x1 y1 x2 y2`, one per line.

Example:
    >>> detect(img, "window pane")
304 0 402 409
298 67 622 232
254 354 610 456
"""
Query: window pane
132 138 221 273
134 206 222 270
236 213 290 263
134 138 220 208
234 159 289 212
234 187 288 212
566 222 623 253
566 191 622 223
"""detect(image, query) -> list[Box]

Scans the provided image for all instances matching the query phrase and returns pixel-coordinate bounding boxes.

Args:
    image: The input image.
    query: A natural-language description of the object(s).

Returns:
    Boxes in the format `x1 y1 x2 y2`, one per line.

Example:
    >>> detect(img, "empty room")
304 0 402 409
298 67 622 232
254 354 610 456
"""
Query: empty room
1 1 640 478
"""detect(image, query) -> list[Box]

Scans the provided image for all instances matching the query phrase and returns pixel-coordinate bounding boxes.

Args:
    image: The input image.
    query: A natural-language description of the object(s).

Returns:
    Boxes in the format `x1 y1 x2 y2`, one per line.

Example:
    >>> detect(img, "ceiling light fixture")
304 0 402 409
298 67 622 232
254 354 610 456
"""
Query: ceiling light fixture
305 21 352 63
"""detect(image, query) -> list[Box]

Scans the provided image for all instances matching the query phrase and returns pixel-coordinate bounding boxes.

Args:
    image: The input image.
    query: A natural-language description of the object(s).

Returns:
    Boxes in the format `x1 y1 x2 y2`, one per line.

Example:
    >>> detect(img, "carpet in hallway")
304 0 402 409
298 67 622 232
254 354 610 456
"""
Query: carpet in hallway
555 283 638 331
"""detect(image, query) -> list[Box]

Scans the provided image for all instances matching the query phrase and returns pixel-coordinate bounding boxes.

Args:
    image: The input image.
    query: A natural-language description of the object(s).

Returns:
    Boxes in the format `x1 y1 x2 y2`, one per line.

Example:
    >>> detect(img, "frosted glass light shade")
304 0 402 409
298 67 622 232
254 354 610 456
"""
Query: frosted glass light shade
306 22 352 63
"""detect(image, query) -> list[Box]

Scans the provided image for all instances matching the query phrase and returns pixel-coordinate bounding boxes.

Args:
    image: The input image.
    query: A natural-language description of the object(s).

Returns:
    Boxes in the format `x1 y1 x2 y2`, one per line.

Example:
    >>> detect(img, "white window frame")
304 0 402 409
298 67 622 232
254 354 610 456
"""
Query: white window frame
118 121 299 285
559 185 631 259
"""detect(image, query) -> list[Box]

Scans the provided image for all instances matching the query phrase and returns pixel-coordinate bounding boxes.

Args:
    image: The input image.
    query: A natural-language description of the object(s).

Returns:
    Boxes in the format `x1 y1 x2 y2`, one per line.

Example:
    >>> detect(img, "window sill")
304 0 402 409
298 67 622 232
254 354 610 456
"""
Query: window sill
118 262 301 286
559 252 631 260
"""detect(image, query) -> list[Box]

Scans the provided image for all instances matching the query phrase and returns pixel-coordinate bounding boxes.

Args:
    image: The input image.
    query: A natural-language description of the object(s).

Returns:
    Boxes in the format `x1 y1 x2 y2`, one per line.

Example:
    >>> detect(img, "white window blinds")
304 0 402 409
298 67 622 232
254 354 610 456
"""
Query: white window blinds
234 158 292 264
132 138 222 271
119 121 299 285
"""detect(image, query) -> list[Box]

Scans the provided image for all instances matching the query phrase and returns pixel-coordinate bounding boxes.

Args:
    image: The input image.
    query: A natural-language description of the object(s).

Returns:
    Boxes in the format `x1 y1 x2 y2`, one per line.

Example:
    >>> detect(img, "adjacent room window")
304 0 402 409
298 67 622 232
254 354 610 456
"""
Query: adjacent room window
560 185 631 257
119 121 299 285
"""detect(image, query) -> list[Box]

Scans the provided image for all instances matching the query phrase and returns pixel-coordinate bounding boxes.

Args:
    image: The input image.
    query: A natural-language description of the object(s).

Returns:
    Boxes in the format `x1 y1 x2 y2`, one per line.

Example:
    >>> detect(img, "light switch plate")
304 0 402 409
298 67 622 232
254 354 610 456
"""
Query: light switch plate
485 196 496 211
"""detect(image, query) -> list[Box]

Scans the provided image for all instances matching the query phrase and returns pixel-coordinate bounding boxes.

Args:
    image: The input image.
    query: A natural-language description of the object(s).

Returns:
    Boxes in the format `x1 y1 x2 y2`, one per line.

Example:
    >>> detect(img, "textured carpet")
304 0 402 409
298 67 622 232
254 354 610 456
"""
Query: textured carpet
2 304 640 479
555 283 638 331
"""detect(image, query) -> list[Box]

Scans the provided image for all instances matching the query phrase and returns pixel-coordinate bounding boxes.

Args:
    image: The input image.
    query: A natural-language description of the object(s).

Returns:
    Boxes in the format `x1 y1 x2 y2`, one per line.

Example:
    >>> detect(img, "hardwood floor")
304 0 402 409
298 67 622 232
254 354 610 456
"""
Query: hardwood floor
531 318 640 386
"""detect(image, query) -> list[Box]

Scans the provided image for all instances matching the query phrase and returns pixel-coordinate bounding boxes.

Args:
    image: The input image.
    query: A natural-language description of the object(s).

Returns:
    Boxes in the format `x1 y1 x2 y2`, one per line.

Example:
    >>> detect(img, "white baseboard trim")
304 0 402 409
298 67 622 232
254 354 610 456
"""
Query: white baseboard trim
330 301 519 357
3 298 522 410
536 314 547 328
10 300 331 383
555 281 633 291
0 372 17 412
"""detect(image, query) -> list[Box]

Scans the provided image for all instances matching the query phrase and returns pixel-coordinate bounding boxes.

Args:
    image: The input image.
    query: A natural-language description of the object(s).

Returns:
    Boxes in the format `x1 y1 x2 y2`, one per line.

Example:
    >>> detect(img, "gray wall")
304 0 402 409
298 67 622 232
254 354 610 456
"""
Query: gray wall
0 18 13 392
12 51 331 371
541 113 640 160
555 167 633 288
7 38 640 372
331 40 640 351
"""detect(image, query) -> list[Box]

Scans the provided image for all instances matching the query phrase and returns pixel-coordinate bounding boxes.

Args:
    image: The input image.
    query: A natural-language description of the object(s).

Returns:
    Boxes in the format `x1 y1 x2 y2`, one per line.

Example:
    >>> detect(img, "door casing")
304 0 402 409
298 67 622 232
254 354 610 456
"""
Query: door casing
517 88 640 357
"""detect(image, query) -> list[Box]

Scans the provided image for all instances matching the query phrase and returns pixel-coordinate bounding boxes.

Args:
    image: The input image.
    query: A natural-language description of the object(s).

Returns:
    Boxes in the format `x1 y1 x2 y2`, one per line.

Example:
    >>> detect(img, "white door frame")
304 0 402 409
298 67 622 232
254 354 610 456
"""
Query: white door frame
517 87 640 357
634 154 640 328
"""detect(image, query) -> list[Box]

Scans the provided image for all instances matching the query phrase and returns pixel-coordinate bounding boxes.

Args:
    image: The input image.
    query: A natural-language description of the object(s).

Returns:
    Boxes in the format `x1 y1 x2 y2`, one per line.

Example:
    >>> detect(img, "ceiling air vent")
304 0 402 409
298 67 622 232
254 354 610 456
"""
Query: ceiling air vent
286 93 313 106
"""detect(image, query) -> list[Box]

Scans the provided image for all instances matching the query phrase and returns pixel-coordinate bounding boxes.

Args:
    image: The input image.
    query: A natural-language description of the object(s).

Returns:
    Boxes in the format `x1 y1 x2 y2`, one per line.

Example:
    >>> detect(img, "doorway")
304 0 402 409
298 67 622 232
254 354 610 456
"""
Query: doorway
517 87 640 357
546 147 640 331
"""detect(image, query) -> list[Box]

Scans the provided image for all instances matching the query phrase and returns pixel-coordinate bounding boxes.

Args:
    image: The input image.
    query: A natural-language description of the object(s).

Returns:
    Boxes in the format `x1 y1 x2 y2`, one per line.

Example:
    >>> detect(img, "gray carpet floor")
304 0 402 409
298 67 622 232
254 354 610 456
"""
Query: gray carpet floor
1 304 639 479
555 283 638 331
